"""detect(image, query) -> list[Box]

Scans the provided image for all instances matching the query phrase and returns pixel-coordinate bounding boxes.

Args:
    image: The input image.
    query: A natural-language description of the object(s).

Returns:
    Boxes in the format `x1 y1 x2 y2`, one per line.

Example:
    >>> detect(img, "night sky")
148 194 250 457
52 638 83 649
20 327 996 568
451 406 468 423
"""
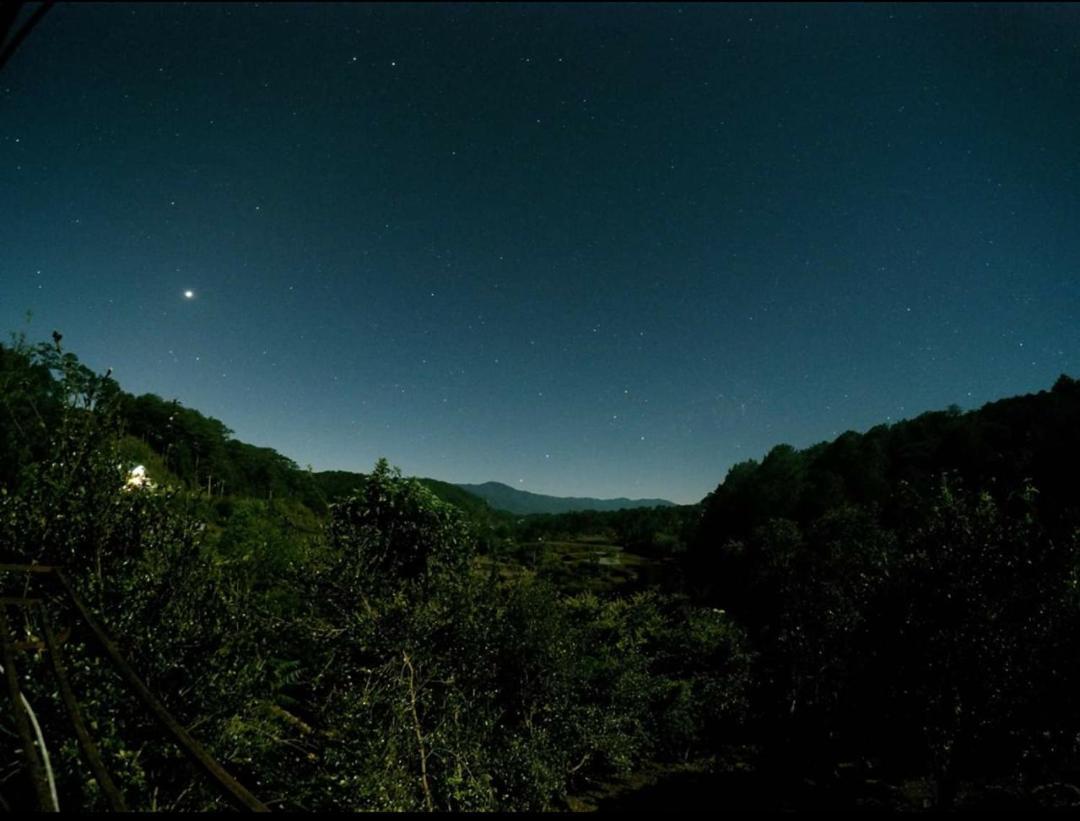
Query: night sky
3 3 1080 504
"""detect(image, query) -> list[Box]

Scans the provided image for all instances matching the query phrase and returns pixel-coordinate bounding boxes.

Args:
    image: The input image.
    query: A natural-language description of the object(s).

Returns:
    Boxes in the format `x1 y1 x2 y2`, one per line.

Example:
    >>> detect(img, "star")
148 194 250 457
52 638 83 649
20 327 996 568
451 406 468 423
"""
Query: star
183 289 195 299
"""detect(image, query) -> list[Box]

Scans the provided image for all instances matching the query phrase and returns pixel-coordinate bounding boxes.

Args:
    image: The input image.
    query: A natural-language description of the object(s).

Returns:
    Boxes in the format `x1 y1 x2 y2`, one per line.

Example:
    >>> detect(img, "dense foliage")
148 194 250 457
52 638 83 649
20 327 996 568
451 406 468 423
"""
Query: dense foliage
0 337 748 811
689 376 1080 807
3 334 1080 810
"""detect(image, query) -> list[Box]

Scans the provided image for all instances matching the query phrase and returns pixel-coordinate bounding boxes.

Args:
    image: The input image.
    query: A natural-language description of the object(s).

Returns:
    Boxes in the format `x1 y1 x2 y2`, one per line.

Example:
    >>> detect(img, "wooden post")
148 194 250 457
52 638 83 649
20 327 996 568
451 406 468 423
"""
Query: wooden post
52 570 270 812
0 606 55 812
39 607 129 811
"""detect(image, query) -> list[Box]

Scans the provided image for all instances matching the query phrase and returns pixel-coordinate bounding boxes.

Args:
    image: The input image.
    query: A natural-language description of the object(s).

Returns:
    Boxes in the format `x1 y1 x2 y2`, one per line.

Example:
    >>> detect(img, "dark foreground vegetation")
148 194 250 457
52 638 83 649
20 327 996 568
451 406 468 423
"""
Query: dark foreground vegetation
2 332 1080 810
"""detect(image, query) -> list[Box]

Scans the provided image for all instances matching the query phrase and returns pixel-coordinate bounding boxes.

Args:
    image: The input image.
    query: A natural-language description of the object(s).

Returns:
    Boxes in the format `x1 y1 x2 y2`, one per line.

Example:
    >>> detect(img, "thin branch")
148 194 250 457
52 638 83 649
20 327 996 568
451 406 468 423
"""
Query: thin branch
0 2 54 75
0 607 55 811
39 608 127 810
402 651 434 812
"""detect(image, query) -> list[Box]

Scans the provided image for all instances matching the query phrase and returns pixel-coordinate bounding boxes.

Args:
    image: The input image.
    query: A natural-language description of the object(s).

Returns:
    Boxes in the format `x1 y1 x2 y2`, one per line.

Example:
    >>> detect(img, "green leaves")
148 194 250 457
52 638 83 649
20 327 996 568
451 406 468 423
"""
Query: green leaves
0 337 747 808
325 460 474 595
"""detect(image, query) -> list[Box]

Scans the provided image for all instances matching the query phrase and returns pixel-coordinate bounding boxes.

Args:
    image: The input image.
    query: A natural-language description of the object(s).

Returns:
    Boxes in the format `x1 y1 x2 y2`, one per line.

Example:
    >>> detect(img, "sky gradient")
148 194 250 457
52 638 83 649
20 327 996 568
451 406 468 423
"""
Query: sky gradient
3 3 1079 504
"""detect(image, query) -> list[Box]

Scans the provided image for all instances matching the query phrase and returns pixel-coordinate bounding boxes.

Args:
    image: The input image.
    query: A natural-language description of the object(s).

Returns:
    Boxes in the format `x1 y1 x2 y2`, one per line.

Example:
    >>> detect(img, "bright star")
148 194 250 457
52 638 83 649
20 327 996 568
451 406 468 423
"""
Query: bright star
183 289 195 299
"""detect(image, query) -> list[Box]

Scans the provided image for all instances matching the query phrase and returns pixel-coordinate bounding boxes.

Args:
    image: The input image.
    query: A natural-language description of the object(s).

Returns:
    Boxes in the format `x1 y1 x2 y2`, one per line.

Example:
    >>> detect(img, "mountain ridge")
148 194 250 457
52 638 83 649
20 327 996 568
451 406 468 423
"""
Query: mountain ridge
455 480 676 515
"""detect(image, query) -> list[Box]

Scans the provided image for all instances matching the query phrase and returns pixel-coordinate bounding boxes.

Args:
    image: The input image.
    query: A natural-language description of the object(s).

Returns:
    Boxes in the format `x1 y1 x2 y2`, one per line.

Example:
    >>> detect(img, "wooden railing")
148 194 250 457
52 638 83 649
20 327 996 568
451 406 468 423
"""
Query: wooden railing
0 564 269 812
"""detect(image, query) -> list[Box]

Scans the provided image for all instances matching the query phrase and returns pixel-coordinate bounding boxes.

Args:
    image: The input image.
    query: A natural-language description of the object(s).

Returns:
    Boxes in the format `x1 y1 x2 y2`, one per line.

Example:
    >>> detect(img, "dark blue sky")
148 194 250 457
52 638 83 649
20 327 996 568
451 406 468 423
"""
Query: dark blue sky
3 3 1079 503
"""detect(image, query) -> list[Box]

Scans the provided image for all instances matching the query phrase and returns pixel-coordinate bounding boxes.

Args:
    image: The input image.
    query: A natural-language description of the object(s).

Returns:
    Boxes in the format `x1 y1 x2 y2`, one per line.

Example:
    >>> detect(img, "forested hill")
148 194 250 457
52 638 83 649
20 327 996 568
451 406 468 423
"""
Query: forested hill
2 339 670 523
674 374 1080 810
0 340 494 519
118 394 505 515
694 373 1080 564
455 480 675 515
117 391 325 506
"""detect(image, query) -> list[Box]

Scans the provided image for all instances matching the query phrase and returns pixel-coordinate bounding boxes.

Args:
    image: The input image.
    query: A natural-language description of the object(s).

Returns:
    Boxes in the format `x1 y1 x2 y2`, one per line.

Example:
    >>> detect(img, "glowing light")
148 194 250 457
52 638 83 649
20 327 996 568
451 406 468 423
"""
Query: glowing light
124 464 155 491
183 289 195 299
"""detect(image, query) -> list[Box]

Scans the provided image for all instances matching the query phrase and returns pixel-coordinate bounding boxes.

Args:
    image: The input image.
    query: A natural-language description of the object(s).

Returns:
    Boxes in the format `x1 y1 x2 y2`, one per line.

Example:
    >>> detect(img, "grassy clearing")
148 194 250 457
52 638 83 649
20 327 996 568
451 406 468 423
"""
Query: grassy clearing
476 538 669 595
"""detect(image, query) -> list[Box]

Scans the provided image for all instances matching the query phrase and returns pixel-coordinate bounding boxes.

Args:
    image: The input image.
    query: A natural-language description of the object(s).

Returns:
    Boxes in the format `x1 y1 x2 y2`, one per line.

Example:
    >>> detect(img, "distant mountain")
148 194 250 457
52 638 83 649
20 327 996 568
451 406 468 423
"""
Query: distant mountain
455 481 676 515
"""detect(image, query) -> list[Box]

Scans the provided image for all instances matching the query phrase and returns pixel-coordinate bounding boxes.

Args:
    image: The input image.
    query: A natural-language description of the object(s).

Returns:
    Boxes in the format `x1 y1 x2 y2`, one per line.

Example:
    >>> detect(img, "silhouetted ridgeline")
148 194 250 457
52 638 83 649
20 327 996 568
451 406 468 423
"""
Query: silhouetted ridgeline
456 480 676 515
1 339 503 522
1 340 683 526
694 373 1080 572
